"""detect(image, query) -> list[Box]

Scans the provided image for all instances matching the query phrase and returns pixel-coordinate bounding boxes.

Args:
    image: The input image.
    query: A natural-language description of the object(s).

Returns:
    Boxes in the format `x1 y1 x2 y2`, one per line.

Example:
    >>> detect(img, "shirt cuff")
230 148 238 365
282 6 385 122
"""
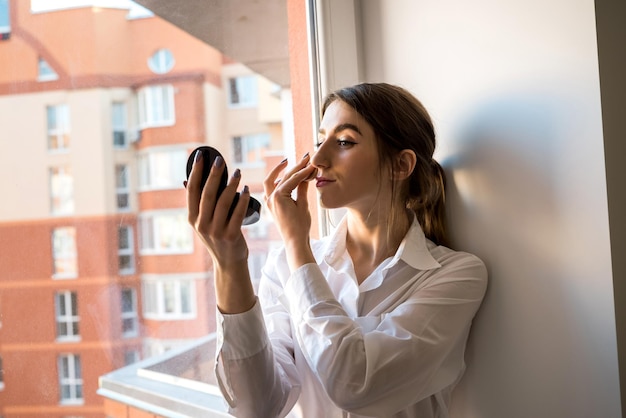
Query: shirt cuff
216 298 269 360
282 263 336 321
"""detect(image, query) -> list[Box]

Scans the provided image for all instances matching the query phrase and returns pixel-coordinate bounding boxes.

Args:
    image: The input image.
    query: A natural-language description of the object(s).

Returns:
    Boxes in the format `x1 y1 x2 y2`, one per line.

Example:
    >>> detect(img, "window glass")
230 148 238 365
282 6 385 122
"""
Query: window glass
38 57 58 81
55 291 80 340
1 1 297 415
0 0 9 36
47 104 70 151
112 102 128 147
228 75 258 107
52 227 77 278
148 48 175 74
138 84 175 128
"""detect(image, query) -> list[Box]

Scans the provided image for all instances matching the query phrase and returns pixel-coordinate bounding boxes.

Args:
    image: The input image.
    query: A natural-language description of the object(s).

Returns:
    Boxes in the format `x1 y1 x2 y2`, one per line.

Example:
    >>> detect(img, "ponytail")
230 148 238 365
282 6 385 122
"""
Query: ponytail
408 159 448 247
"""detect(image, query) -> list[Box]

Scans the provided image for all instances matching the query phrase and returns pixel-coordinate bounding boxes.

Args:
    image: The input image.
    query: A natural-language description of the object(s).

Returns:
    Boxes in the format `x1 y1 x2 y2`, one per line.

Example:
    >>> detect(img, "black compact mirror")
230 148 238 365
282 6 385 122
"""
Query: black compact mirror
186 146 261 225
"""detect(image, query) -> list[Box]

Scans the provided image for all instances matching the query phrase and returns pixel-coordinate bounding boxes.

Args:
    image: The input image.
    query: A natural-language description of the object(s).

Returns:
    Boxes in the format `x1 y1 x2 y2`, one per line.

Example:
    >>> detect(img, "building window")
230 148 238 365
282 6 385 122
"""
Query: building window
55 291 79 341
58 354 83 405
118 225 135 274
138 149 186 190
38 57 58 81
112 102 128 148
50 166 74 215
137 84 175 128
124 350 140 365
0 0 9 39
232 133 270 165
52 227 77 279
115 164 130 211
121 288 138 337
148 48 175 74
47 104 70 151
227 75 258 108
142 277 195 320
139 210 193 255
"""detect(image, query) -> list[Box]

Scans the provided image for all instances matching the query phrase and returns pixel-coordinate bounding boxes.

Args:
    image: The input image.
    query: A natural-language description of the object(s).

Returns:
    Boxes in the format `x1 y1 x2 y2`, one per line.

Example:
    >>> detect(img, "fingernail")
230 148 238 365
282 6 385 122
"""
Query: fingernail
183 180 188 188
234 169 241 178
194 150 202 163
243 185 249 194
302 152 310 159
280 157 288 164
214 156 224 167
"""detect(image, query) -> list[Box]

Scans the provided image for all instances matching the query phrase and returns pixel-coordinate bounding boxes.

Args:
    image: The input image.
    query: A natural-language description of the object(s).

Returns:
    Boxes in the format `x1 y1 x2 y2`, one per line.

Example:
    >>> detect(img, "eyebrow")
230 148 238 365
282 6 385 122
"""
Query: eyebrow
318 123 362 136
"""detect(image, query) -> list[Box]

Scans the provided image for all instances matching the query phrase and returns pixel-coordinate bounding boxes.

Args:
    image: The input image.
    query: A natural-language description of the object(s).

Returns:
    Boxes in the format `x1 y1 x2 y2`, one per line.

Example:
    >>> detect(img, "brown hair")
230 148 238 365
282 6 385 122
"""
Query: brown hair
321 83 449 247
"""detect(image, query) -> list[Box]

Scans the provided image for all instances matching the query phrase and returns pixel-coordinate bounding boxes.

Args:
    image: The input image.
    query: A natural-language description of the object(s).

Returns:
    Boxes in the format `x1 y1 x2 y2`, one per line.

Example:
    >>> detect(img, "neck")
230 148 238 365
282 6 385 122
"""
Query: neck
345 205 411 268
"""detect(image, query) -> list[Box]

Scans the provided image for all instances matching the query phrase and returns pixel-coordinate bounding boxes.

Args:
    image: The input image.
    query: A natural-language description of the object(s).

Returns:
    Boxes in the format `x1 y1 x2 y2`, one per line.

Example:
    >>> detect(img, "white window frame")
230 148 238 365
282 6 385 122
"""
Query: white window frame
142 276 196 320
58 354 83 405
112 102 128 148
118 225 135 274
47 104 70 152
115 164 131 211
55 291 80 342
50 166 74 216
138 210 193 255
138 148 187 191
232 133 270 167
137 84 175 128
121 288 139 337
52 227 77 279
227 75 258 108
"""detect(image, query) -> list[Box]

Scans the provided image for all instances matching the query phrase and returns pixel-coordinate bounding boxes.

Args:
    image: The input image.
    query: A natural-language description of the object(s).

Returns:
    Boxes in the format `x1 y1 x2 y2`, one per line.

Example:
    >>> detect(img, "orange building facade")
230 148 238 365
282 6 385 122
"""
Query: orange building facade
0 1 289 417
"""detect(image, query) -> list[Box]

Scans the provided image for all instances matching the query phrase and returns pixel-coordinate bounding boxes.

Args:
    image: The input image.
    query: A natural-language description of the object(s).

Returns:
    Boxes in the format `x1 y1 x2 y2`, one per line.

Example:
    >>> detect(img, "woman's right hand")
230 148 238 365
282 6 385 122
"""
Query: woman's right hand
186 150 255 313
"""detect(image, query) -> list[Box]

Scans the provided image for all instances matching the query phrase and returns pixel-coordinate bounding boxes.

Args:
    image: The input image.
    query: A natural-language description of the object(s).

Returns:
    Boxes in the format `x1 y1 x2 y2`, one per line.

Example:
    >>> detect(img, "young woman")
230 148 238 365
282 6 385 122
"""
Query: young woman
186 83 487 418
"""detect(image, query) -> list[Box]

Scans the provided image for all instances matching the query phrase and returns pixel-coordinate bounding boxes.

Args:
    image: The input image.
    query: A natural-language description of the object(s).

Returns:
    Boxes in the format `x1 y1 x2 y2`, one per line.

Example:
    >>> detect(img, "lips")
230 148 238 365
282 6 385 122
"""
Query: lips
315 177 335 188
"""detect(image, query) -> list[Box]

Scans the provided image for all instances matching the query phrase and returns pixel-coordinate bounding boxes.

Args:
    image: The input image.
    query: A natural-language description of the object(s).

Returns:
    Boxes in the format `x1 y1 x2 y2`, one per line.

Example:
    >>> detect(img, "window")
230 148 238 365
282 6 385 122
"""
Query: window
38 57 58 81
0 0 9 39
121 288 138 337
118 225 135 274
139 210 193 255
47 104 70 151
138 149 186 190
50 166 74 215
137 84 175 128
58 354 83 404
142 277 195 320
227 75 258 108
52 227 77 278
232 133 270 165
55 291 79 341
148 49 175 74
115 164 130 211
124 350 140 366
112 102 128 147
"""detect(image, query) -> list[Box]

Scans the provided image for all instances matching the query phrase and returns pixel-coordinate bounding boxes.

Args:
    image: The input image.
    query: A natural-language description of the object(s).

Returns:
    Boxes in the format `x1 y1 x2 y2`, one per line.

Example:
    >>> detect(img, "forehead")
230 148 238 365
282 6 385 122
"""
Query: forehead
319 100 373 137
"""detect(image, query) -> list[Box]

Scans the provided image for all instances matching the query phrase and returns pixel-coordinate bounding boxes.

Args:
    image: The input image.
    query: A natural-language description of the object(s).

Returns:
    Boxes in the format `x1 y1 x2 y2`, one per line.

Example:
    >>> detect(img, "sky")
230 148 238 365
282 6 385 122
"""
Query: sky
30 0 153 17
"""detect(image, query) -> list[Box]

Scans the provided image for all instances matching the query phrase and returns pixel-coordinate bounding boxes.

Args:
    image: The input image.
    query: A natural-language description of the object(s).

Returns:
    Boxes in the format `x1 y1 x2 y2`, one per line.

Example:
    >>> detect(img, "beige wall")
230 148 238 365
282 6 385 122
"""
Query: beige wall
316 0 621 416
0 88 138 220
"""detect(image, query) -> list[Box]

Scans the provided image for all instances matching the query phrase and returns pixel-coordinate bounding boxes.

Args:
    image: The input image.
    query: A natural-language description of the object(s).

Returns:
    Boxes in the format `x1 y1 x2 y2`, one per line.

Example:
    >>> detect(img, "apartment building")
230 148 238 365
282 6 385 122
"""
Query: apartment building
0 1 285 417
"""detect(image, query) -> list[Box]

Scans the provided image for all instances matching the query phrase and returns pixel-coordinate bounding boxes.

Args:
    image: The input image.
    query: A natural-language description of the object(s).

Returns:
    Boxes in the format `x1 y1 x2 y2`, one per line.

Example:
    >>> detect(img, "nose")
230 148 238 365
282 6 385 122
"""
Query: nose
311 141 329 169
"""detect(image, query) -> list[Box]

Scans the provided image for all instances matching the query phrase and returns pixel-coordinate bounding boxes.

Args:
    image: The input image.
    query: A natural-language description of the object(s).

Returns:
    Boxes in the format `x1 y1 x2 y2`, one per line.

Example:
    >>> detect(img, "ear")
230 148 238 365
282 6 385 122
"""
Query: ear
392 149 417 181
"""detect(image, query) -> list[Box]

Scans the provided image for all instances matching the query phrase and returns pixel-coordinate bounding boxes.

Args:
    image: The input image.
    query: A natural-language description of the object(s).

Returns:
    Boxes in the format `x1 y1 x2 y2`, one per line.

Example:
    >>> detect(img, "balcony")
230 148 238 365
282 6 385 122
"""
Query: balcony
98 334 230 417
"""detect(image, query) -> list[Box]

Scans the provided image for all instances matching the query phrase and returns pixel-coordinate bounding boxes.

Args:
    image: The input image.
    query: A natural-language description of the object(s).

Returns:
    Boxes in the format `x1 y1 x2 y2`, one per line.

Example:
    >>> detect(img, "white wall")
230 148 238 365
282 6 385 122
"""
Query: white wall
320 0 621 416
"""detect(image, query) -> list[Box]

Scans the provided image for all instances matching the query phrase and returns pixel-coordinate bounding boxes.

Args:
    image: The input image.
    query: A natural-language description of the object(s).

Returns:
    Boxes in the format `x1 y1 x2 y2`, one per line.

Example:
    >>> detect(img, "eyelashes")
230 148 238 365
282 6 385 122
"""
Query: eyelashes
315 138 357 148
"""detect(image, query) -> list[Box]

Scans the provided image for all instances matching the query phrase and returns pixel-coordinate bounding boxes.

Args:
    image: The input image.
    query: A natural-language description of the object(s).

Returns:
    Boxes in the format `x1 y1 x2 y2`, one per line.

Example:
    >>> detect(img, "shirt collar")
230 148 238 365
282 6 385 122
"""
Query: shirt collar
322 214 441 271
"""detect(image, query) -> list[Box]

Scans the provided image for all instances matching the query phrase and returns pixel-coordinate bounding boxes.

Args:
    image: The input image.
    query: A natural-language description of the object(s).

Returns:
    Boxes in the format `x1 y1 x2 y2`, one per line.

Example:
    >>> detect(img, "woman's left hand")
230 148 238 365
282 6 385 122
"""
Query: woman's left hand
264 153 317 270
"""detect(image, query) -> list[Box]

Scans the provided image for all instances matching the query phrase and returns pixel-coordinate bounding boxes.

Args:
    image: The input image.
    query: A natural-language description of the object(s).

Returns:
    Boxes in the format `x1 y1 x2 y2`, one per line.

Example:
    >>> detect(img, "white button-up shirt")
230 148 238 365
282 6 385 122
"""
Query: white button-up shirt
215 217 487 418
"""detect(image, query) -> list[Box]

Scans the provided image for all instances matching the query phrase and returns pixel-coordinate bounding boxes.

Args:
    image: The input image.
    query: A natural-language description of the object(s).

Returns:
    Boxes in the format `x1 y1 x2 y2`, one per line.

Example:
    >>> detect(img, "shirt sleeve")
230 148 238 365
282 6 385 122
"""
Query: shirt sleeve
282 253 488 417
215 260 302 418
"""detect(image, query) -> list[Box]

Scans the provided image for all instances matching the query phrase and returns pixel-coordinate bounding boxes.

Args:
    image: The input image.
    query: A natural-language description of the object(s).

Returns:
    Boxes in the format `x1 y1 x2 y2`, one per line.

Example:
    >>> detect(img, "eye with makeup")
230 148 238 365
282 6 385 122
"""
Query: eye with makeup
315 137 357 148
